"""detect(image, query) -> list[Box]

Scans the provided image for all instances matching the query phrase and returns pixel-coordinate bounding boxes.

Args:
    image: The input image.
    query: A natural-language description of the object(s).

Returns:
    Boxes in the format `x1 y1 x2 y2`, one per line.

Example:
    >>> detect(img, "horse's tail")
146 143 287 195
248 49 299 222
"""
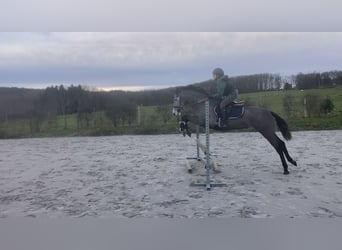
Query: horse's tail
271 112 292 140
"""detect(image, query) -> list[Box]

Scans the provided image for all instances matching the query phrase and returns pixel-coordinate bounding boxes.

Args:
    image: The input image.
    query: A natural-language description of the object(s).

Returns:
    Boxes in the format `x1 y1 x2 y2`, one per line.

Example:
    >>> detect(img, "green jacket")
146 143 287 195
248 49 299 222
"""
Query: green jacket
212 75 235 99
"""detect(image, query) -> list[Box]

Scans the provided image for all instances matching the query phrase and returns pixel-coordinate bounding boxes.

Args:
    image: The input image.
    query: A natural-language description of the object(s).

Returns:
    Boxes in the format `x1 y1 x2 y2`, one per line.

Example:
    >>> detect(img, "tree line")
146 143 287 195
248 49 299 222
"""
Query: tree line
1 70 341 128
229 70 342 92
10 85 176 132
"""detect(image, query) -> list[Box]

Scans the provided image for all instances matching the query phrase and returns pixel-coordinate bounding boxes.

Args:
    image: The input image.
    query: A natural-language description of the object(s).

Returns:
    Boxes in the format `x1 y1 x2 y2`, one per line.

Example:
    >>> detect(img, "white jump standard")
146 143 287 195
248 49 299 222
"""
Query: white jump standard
186 101 226 191
186 126 218 174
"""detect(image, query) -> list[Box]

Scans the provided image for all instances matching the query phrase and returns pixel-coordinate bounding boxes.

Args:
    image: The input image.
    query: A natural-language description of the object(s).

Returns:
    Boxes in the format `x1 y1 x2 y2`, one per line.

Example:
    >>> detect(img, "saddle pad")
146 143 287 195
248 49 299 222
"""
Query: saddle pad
227 105 245 120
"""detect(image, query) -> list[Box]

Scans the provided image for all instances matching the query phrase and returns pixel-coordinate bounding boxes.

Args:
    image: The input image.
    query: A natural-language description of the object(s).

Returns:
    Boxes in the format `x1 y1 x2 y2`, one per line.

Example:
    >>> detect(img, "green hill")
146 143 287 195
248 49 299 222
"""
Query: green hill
239 87 342 130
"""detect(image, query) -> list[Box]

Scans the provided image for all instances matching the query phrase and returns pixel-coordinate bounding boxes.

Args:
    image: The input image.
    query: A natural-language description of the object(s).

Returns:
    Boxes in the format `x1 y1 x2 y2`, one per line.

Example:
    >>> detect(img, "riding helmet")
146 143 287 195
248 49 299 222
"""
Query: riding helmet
212 68 224 77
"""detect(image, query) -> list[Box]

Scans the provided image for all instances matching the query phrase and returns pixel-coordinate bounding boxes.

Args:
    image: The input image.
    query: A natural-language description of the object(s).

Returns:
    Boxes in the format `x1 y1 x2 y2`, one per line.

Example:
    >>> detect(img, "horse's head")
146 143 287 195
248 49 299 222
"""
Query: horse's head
172 85 209 136
173 85 209 116
172 92 191 136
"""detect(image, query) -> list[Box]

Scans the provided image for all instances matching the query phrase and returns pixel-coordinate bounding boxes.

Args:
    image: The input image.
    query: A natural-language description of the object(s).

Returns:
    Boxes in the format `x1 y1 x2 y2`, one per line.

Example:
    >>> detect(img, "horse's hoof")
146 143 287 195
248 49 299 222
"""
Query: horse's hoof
283 171 290 175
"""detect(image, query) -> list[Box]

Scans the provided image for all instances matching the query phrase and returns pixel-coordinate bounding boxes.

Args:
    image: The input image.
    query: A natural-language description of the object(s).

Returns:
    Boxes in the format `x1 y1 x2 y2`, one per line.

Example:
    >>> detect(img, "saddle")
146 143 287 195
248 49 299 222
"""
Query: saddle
214 101 245 120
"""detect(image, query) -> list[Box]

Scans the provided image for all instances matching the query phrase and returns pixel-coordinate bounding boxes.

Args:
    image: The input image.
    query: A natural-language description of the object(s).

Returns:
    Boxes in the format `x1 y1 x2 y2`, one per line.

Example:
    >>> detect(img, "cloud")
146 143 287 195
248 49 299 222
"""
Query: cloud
0 32 342 88
1 0 342 31
0 33 225 69
3 32 341 67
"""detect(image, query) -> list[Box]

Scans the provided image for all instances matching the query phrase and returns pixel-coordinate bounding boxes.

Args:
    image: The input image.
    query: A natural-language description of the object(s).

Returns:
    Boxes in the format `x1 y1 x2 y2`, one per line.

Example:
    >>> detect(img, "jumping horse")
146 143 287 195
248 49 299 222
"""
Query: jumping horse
172 85 297 174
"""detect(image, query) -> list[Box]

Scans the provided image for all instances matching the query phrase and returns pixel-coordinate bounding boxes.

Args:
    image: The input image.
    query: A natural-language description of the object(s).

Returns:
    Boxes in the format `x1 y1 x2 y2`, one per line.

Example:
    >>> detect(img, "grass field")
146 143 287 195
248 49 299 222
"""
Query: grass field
239 87 342 116
239 87 342 130
0 106 179 138
0 87 341 138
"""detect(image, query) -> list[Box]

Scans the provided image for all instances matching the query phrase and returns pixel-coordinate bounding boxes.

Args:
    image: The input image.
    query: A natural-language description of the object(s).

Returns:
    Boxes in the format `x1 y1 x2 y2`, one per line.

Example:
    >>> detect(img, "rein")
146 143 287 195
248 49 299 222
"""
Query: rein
197 97 209 104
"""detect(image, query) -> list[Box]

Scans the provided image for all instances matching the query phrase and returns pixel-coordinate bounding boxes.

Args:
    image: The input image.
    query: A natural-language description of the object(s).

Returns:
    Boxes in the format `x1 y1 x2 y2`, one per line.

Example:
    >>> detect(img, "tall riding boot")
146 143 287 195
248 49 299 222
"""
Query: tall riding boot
215 105 222 128
219 110 226 128
220 104 233 128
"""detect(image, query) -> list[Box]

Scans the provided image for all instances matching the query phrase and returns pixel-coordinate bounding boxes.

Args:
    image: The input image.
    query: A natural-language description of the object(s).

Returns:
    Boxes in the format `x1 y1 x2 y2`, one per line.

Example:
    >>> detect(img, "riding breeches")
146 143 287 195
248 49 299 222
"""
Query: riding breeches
219 91 238 109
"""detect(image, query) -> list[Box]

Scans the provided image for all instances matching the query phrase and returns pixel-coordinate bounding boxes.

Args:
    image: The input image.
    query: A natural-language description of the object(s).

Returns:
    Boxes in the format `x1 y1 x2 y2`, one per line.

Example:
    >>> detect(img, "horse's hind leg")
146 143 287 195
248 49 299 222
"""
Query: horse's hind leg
262 132 289 174
277 137 297 166
275 144 289 175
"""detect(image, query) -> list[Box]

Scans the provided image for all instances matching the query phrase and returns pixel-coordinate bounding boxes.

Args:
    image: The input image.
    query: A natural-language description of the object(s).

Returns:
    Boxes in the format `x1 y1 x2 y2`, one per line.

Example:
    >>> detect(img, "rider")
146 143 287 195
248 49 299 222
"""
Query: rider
211 68 238 128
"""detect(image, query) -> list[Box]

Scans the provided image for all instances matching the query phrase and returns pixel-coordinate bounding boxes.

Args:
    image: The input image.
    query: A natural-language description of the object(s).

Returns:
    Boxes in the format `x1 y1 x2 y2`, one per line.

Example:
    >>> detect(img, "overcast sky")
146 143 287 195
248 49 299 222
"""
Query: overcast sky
1 0 342 90
0 32 342 90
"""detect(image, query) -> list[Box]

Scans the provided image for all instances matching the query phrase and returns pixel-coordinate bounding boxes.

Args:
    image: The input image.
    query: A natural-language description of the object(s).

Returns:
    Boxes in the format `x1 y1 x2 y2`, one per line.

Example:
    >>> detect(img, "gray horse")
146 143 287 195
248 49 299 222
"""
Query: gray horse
173 85 297 175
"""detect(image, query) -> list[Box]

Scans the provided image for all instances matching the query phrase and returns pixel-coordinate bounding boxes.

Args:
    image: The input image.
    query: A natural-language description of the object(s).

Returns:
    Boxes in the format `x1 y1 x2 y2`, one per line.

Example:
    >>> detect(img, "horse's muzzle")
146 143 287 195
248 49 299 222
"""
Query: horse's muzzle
179 121 191 137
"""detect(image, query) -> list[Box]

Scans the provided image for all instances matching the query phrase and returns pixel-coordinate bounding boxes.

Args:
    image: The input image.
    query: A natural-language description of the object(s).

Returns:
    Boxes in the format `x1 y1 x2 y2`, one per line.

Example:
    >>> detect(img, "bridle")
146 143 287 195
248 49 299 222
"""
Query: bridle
173 95 208 114
173 92 210 137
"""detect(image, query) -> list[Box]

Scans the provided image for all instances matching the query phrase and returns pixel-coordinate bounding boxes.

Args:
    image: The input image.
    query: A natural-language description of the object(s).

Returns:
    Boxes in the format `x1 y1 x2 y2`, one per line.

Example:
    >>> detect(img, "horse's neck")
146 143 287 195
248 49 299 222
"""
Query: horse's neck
187 93 207 101
181 87 208 100
208 99 219 109
191 101 217 127
192 98 217 109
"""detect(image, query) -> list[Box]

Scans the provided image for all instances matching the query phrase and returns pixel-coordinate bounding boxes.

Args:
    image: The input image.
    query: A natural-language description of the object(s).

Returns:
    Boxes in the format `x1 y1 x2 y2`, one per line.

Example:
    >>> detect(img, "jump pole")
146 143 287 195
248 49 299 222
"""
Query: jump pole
190 100 226 191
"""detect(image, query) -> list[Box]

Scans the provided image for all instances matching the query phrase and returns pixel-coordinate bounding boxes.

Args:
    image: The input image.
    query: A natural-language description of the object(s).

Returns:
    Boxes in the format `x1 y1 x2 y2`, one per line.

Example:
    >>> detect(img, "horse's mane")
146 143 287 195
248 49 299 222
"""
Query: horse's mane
176 84 209 97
